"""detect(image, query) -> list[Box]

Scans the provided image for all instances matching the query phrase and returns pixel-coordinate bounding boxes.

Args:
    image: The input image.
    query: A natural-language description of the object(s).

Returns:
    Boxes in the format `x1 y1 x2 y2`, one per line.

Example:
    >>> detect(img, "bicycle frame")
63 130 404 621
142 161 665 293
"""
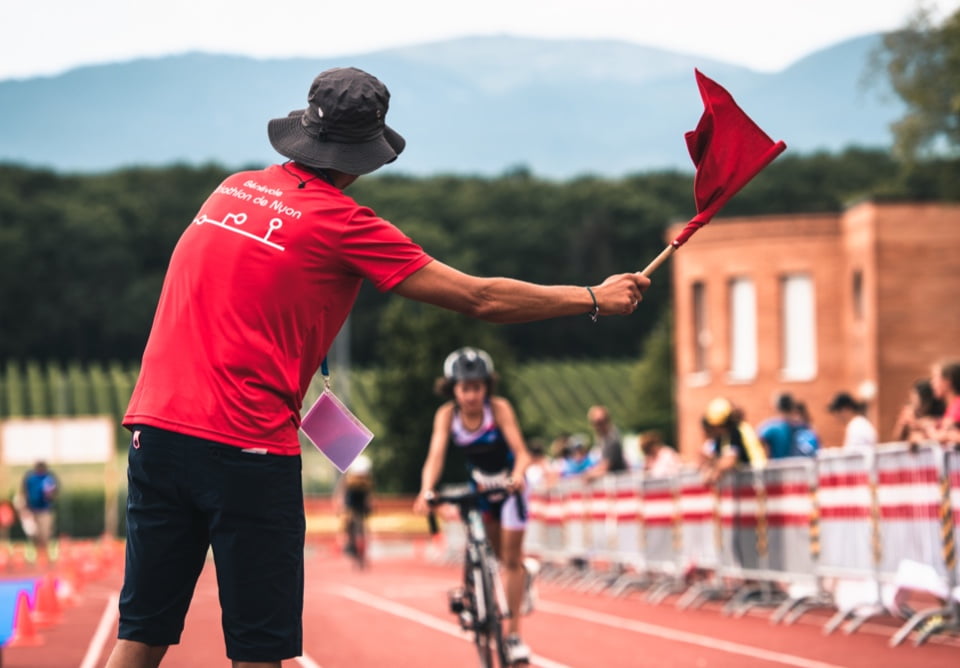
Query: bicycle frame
428 485 522 668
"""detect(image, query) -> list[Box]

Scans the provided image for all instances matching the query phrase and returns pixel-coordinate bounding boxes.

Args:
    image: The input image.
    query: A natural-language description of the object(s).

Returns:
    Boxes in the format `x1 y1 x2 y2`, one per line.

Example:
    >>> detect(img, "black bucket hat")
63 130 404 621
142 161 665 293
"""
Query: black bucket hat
268 67 405 175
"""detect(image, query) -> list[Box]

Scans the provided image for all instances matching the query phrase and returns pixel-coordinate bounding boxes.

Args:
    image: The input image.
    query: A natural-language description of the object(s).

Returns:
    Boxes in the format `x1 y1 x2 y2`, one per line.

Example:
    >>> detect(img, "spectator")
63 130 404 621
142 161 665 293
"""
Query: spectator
929 359 960 445
585 405 627 479
639 430 682 478
757 392 797 459
20 460 58 566
827 392 877 449
790 400 821 456
699 397 767 484
890 378 945 442
558 434 597 478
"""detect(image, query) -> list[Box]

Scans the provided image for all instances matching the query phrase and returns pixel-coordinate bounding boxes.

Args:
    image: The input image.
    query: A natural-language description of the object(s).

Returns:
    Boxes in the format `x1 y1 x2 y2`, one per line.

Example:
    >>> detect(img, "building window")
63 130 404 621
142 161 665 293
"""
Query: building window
729 278 757 381
852 269 864 320
692 281 708 373
781 274 817 381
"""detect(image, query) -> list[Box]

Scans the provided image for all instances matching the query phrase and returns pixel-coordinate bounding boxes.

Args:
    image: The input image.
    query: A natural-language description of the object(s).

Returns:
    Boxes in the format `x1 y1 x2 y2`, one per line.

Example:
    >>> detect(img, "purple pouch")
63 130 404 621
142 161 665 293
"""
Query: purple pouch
300 390 374 472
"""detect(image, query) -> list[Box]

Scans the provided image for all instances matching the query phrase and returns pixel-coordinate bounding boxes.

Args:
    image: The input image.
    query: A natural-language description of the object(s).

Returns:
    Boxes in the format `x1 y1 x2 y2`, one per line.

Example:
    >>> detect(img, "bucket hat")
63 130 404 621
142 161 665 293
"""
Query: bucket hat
268 67 405 175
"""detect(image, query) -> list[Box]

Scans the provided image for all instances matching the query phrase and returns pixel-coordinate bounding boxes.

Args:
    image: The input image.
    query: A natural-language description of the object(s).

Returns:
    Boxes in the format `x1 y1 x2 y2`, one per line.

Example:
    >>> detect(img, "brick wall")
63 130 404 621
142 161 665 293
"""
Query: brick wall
668 202 960 461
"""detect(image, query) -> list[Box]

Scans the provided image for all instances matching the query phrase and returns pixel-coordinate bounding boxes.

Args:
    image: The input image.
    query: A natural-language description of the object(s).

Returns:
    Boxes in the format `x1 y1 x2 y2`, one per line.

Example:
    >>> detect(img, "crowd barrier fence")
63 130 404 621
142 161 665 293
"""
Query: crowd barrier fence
447 441 960 647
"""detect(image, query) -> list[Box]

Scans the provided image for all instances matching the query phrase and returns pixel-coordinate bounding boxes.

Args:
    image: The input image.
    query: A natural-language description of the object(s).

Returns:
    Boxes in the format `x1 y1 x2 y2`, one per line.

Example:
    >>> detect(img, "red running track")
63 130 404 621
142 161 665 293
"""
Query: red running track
4 541 960 667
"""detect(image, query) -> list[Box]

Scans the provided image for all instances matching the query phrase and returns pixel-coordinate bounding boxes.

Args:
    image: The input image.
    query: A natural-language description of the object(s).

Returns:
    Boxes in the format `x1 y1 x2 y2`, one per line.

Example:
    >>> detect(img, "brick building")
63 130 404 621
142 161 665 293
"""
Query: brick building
669 201 960 461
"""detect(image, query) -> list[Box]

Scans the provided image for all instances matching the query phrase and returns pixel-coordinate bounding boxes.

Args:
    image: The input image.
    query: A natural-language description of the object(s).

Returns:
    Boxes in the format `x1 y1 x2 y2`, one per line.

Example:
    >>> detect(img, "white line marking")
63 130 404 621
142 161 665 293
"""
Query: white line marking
79 592 119 668
334 585 571 668
294 654 324 668
76 589 325 668
537 600 849 668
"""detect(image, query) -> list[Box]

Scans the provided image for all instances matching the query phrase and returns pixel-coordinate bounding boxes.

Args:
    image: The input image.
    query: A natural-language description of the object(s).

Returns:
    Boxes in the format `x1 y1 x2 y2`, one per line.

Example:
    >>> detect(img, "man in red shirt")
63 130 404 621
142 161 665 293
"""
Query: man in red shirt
107 67 649 668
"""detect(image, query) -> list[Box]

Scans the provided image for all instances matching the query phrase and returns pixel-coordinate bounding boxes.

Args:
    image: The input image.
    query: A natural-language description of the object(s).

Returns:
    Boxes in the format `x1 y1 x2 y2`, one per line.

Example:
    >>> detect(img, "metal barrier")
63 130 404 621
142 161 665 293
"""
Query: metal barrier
889 445 960 646
433 442 960 647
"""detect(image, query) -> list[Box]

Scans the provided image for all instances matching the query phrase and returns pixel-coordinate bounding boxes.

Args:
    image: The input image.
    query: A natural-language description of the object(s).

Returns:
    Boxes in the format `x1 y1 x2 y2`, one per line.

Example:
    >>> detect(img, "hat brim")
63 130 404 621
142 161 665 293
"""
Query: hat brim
267 111 405 176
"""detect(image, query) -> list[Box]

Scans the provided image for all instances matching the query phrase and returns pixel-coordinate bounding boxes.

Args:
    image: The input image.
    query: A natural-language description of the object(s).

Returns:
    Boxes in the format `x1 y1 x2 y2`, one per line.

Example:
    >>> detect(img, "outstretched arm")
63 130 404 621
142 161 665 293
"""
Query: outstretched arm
393 260 649 324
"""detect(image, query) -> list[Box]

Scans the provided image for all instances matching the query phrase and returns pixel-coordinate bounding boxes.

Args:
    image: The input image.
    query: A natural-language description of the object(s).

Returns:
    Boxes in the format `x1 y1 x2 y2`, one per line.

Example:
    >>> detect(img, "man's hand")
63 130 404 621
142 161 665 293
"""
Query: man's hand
593 272 651 316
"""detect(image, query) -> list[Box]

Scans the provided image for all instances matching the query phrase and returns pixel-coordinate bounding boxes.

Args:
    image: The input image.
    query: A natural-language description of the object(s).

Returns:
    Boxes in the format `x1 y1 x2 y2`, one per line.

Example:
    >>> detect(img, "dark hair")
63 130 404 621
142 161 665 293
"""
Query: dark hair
828 391 864 414
433 373 499 400
914 378 946 418
938 360 960 395
775 392 795 413
639 430 664 452
527 437 547 458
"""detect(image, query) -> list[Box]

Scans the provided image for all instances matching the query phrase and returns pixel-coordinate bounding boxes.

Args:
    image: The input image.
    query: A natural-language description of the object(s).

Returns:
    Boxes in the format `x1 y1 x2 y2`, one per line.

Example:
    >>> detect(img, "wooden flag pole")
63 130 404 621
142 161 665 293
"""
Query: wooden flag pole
641 244 677 278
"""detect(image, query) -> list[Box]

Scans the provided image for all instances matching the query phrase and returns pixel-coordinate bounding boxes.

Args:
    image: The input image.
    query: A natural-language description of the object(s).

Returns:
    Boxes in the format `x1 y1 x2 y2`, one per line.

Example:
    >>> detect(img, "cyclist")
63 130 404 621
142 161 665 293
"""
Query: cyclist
334 454 374 567
415 347 536 664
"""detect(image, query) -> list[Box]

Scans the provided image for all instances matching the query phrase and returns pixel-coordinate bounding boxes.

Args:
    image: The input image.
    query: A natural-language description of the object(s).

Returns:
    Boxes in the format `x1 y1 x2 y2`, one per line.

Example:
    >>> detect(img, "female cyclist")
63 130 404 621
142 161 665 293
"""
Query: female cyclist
414 347 535 664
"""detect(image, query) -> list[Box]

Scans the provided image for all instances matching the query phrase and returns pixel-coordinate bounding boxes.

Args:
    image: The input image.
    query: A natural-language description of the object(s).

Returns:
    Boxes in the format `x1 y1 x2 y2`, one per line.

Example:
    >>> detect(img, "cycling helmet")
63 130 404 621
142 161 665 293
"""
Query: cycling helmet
443 347 494 382
704 397 733 426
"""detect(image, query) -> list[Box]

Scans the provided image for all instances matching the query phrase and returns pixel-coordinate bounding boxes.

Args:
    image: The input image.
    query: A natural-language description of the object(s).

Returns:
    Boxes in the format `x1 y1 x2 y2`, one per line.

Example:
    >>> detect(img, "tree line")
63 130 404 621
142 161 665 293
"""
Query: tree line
2 9 959 490
5 147 957 368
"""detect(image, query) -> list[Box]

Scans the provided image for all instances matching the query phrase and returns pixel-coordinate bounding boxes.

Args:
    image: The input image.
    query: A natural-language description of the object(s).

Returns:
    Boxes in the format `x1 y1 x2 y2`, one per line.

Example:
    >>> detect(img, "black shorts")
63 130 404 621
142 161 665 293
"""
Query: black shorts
119 425 305 662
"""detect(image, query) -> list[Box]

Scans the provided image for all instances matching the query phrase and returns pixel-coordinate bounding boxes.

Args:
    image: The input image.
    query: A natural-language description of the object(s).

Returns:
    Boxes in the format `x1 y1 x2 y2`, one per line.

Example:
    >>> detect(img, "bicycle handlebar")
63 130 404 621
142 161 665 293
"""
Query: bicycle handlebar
425 485 527 535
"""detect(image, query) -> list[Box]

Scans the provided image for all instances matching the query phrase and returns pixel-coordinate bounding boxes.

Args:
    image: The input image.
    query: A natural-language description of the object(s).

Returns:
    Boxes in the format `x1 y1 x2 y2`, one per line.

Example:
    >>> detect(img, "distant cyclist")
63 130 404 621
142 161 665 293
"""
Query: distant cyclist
415 347 537 664
334 454 374 568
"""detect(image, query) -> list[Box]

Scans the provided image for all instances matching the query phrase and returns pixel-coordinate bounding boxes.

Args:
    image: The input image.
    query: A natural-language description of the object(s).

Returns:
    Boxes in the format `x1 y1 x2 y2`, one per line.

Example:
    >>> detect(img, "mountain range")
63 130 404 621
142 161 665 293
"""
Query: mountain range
0 34 903 179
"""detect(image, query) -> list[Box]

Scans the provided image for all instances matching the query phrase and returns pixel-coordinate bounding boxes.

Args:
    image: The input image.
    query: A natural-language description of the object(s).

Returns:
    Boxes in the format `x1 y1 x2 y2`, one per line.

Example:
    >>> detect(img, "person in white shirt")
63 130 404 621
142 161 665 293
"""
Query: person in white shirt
827 391 878 448
639 430 683 477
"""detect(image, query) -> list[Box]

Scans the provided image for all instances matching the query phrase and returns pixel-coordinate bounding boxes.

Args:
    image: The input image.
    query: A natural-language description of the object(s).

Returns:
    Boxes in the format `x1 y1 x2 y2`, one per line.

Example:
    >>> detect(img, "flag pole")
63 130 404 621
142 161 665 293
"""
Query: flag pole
641 244 677 277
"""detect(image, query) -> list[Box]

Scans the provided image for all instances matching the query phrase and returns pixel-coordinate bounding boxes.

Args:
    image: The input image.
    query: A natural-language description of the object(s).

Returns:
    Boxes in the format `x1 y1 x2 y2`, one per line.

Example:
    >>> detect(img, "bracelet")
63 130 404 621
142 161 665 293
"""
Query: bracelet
585 286 599 322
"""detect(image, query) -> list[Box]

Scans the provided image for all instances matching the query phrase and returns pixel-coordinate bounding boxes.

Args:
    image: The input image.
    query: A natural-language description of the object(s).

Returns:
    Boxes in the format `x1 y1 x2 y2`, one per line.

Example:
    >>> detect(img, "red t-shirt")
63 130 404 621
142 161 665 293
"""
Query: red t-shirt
124 164 433 454
943 397 960 428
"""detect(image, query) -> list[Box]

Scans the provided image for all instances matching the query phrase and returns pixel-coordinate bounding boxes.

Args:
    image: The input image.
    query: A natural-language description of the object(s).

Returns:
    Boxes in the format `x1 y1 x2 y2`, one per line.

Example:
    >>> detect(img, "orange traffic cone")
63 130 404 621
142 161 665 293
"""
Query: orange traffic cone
31 575 62 628
7 590 43 647
56 562 84 607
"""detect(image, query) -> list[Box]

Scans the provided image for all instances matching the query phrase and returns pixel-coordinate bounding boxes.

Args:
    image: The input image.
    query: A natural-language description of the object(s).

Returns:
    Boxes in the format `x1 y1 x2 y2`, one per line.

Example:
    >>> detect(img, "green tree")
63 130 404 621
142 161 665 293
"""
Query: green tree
875 6 960 162
629 313 676 444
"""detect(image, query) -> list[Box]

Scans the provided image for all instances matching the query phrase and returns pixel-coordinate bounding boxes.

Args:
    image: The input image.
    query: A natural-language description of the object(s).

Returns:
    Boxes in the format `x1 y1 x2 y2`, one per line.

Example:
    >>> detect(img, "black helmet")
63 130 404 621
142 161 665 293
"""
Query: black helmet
443 347 494 382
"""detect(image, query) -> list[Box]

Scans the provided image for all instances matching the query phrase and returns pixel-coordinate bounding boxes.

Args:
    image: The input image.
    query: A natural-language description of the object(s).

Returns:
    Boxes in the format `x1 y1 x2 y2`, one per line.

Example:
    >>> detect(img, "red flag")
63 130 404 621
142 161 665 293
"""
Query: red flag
671 70 786 248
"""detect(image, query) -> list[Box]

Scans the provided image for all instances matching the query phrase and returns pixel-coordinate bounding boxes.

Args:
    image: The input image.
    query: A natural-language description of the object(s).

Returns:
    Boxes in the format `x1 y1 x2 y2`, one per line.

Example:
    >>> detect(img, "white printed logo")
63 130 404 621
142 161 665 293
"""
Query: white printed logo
193 212 285 251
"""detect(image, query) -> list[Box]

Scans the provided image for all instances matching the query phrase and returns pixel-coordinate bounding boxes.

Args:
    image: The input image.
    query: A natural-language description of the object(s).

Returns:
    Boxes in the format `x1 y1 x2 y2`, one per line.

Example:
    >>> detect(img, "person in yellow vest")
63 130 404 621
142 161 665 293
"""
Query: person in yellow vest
699 397 766 484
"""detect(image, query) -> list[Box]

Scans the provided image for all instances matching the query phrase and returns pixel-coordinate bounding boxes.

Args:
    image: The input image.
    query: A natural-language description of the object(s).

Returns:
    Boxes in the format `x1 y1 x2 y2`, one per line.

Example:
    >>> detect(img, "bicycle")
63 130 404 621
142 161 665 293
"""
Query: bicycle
426 484 528 667
343 508 368 569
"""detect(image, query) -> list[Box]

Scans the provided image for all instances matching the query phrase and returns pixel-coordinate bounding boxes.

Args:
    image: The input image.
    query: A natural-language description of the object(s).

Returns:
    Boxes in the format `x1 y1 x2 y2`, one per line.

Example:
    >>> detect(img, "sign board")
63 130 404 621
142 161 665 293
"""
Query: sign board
0 416 114 465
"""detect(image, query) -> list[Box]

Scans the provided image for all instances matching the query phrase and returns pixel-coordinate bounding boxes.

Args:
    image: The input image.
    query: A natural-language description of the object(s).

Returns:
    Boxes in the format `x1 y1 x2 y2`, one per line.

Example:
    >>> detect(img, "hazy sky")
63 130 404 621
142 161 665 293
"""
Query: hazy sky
2 0 959 81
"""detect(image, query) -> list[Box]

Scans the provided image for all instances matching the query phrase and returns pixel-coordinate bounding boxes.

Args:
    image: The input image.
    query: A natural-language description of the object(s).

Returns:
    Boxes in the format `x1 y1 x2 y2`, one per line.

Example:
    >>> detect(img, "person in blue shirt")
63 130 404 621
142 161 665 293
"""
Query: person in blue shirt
20 460 58 565
757 393 797 459
559 434 597 477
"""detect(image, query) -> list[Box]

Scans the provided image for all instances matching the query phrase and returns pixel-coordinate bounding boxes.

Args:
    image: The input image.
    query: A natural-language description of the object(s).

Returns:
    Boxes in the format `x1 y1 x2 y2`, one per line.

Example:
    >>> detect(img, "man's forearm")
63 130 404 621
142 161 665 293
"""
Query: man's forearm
469 278 594 323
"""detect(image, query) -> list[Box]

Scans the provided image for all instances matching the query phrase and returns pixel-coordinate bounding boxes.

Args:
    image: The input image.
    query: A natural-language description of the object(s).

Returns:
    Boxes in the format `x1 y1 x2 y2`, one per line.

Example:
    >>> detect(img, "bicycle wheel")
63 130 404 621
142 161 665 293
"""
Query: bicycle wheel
346 513 365 569
352 514 367 568
468 562 493 667
475 548 508 667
